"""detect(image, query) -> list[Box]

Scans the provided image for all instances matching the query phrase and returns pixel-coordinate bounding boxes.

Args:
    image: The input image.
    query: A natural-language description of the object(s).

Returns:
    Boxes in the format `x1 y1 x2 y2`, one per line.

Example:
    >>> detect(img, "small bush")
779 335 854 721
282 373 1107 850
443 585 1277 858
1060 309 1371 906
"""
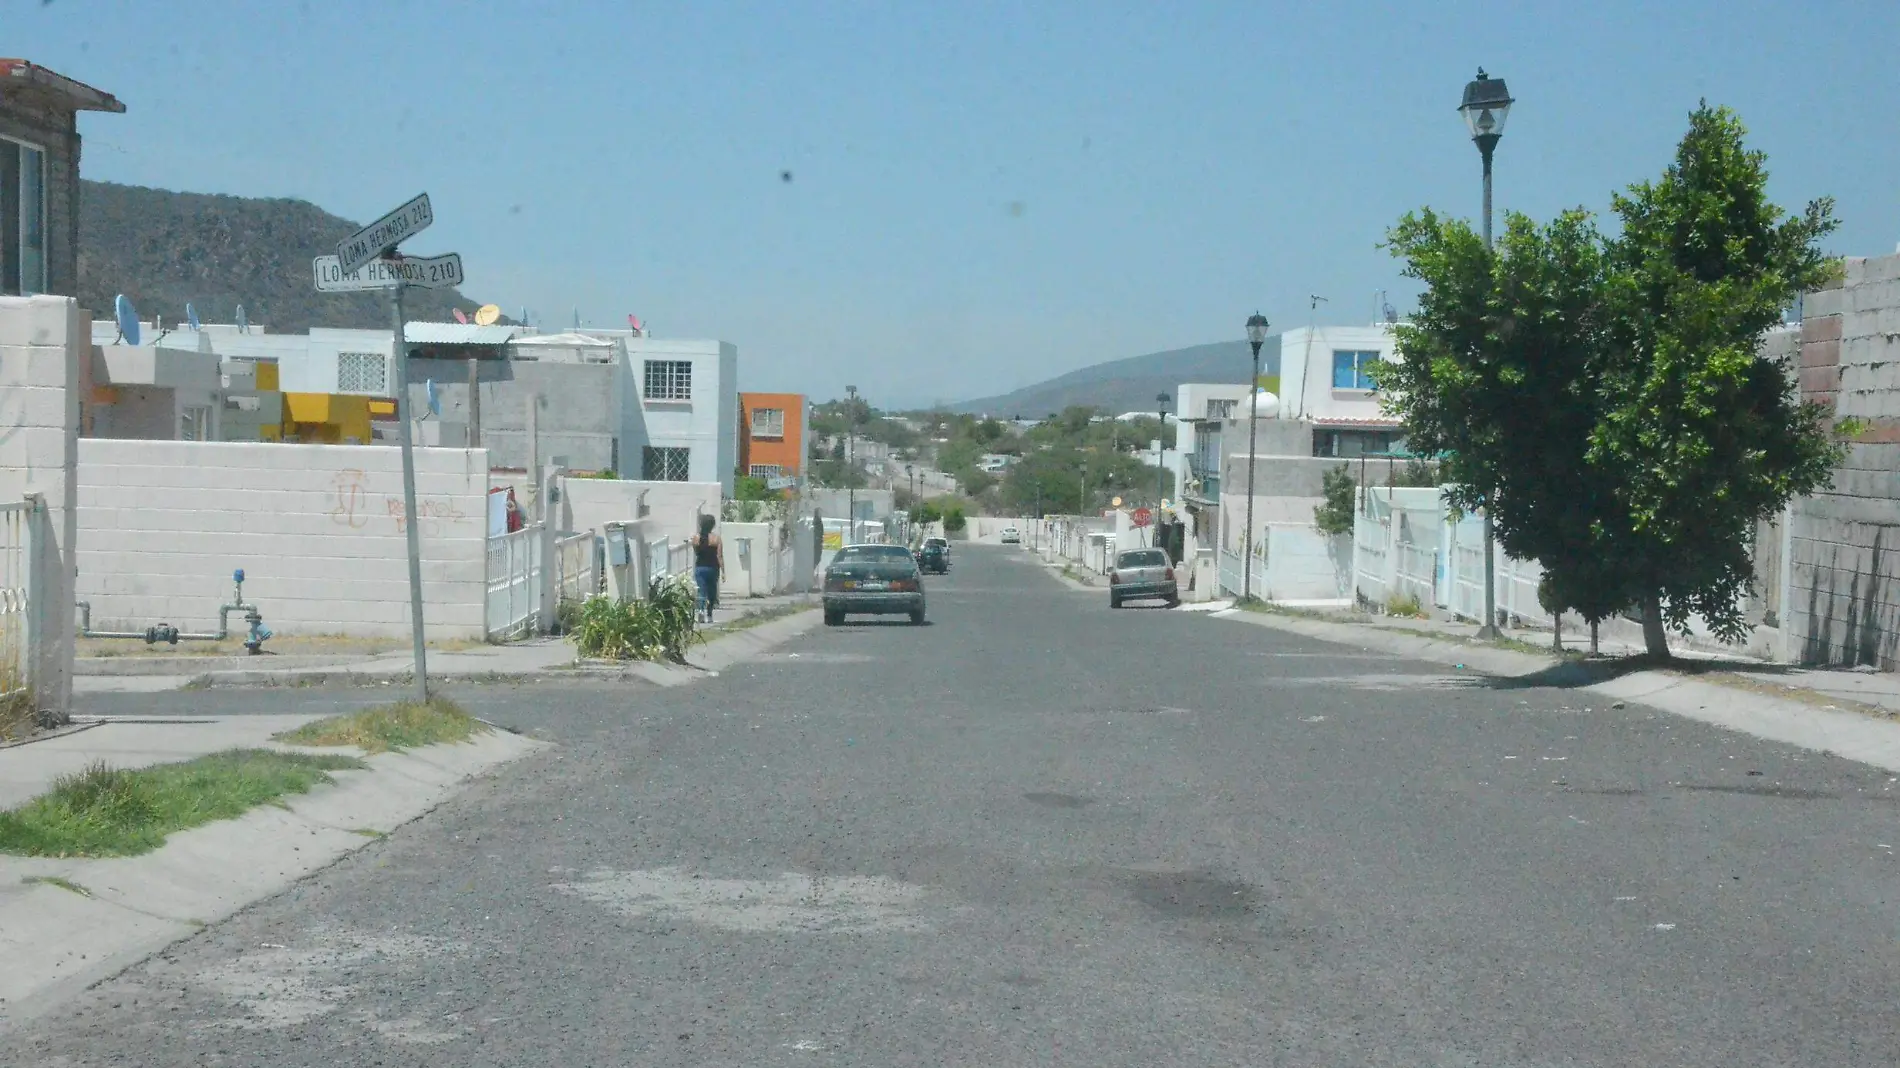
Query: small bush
1313 466 1356 536
569 577 701 662
1385 592 1425 618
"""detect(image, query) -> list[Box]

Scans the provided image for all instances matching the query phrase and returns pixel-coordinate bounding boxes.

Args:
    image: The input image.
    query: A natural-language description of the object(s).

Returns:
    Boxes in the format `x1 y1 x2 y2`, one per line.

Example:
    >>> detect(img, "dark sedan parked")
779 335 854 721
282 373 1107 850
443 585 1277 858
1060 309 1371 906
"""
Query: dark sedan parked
824 545 927 625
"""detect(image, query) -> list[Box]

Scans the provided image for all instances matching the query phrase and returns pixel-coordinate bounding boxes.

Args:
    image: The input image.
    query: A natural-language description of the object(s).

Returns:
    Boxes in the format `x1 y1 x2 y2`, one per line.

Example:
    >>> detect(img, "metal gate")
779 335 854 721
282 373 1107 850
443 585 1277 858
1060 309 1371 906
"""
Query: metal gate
486 523 543 640
0 501 34 705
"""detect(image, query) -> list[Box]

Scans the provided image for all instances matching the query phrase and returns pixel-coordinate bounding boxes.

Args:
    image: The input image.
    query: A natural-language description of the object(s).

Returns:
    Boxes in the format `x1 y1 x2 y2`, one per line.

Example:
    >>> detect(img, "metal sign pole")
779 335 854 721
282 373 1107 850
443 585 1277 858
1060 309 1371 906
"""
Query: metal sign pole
390 284 429 701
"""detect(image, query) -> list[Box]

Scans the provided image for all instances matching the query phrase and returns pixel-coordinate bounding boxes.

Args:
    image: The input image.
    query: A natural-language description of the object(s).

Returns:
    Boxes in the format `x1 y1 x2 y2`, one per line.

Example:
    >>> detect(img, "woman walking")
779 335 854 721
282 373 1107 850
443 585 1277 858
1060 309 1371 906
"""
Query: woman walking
690 514 724 623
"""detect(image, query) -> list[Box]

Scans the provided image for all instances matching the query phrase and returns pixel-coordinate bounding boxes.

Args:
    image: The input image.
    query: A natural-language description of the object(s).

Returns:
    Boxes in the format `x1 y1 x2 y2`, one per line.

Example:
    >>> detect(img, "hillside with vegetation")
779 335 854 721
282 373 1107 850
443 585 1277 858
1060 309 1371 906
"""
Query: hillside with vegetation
77 180 488 332
947 340 1264 417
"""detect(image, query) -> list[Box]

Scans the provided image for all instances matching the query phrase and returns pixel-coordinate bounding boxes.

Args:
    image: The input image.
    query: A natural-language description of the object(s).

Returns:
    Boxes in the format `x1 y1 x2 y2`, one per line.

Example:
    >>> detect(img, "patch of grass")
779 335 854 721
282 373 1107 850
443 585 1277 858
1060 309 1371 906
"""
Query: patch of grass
0 688 34 743
22 874 92 896
347 827 388 838
0 749 365 858
274 696 485 754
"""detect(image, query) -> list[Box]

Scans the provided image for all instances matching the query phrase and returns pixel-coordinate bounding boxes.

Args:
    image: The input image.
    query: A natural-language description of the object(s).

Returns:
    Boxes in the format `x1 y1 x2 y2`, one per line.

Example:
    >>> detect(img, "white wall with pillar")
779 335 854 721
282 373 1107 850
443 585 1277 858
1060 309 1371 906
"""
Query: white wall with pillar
0 296 84 720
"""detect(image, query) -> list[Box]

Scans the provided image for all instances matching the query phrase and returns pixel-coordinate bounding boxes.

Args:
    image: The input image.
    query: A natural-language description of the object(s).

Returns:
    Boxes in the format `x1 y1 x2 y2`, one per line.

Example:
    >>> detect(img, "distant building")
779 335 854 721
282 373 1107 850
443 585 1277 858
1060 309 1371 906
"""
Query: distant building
739 391 806 486
0 59 124 297
1270 325 1404 457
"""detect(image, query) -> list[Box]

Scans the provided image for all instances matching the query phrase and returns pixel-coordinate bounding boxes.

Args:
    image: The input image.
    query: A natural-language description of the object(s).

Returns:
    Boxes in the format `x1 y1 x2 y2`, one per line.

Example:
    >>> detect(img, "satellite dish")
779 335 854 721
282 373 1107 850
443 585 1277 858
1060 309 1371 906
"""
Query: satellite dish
453 308 469 324
235 305 248 333
114 294 140 346
474 304 501 326
186 303 201 331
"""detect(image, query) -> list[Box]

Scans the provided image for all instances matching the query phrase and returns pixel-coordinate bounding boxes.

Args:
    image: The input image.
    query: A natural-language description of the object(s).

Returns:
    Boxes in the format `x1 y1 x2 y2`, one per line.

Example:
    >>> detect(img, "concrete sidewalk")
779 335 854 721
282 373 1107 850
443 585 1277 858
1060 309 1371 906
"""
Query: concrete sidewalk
1207 603 1900 775
0 715 329 810
74 593 815 694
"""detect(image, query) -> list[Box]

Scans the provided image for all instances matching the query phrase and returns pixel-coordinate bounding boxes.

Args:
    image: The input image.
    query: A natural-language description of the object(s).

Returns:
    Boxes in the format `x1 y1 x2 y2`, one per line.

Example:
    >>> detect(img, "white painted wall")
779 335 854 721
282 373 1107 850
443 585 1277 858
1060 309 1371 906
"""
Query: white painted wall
556 478 721 549
624 338 739 492
1275 325 1399 423
75 440 490 639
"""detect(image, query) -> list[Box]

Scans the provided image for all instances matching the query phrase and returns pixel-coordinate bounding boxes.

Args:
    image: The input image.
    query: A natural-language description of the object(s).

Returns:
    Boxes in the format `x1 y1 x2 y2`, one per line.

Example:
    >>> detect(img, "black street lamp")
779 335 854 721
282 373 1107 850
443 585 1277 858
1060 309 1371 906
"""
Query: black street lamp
844 385 858 543
1242 312 1271 602
1459 68 1512 638
1154 393 1170 544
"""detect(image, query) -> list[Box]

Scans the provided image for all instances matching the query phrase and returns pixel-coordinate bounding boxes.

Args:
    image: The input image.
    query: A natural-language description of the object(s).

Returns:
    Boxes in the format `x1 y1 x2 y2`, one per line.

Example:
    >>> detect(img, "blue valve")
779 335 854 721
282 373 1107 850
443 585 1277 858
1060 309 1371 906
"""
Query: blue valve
233 568 245 585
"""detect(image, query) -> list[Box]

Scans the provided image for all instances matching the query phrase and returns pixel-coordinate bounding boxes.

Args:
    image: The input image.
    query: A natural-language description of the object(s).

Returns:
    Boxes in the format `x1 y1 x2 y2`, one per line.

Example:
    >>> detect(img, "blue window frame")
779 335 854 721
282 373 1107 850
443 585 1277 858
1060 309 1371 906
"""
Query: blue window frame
1332 350 1379 390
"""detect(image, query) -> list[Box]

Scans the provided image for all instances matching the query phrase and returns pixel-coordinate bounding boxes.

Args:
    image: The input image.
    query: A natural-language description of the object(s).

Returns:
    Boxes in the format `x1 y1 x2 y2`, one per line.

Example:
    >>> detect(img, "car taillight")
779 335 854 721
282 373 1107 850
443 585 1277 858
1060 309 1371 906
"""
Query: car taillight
1165 567 1175 581
1109 570 1119 583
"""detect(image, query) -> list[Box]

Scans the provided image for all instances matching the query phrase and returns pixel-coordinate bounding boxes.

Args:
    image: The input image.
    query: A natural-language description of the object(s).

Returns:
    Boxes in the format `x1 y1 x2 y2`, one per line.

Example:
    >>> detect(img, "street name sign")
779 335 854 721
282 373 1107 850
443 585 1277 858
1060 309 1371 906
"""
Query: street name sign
767 475 798 490
336 193 433 275
313 253 465 293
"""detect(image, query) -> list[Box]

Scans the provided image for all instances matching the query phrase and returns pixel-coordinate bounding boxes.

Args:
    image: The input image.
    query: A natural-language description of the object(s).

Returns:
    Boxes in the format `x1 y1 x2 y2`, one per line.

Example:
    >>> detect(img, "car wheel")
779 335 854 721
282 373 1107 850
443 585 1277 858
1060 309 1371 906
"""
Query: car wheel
824 607 842 626
909 608 926 625
1110 594 1121 609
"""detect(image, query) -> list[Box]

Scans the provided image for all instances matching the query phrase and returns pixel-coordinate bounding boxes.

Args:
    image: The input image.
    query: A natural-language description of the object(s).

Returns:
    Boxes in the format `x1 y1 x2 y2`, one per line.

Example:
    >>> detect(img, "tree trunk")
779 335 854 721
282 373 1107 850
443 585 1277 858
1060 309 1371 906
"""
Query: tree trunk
1552 612 1563 653
1590 621 1600 656
1640 593 1670 660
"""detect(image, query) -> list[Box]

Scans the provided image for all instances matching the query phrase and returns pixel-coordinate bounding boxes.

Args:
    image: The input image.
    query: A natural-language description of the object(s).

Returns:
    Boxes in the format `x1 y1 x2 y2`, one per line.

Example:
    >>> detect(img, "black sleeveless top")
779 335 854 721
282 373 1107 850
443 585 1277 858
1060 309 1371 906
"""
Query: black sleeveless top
693 535 720 569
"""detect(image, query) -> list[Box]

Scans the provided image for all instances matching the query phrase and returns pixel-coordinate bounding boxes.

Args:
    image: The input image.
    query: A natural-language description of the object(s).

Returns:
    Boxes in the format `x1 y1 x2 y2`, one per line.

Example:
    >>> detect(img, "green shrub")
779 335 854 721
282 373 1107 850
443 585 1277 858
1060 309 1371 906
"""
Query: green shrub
569 577 701 662
1385 592 1425 618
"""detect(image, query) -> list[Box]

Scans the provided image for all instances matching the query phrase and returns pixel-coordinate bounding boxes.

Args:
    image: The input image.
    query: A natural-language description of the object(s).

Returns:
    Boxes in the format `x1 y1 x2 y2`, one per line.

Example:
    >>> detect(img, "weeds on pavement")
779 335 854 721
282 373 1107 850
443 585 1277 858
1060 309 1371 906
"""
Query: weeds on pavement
275 696 486 753
0 749 364 857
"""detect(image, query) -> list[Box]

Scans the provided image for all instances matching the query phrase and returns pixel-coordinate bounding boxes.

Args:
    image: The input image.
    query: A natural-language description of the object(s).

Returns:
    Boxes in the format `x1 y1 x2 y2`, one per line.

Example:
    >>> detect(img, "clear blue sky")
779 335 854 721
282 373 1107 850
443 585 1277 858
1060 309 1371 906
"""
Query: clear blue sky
17 1 1900 407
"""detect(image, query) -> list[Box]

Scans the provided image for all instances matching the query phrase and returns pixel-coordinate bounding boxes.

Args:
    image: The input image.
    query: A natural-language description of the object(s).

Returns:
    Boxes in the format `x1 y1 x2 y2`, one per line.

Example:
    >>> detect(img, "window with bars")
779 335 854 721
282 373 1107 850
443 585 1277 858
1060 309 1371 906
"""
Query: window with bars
750 407 785 438
643 446 691 481
1 136 48 296
337 352 388 394
748 463 783 478
643 359 692 400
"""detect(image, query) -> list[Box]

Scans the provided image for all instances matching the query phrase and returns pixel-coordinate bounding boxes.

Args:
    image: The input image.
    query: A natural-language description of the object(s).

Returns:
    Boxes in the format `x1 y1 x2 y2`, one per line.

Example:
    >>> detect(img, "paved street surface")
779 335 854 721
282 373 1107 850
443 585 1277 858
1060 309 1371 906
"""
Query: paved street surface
8 547 1900 1066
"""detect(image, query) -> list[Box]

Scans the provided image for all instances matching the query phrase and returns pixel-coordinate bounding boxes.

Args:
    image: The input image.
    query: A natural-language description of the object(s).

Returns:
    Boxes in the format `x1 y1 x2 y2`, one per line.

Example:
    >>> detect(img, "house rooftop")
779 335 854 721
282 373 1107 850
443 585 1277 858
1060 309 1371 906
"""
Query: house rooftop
0 59 125 113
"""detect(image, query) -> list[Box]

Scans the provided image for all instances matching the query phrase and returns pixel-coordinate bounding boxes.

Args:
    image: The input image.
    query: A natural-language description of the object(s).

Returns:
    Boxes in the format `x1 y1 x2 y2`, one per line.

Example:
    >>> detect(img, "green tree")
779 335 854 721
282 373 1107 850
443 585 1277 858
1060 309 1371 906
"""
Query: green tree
731 474 773 501
1313 465 1357 537
1381 104 1842 657
1594 104 1842 654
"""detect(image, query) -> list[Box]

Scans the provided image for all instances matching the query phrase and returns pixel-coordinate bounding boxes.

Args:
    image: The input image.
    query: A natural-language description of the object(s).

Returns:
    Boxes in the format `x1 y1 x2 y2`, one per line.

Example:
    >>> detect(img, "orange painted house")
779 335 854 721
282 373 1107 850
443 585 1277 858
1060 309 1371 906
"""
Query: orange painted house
738 392 805 486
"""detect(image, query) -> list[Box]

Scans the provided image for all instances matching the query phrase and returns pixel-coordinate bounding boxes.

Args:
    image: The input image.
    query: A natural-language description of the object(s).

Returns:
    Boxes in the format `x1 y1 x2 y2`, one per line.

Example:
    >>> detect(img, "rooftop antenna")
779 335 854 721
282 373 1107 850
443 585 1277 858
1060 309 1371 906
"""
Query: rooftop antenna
1295 294 1329 419
572 305 580 329
113 294 140 346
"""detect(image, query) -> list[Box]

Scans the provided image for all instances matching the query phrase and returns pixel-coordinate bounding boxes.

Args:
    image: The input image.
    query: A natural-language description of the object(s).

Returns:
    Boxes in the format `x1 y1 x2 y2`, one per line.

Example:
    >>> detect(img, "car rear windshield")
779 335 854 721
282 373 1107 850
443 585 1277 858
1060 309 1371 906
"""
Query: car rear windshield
1117 550 1168 567
836 546 914 562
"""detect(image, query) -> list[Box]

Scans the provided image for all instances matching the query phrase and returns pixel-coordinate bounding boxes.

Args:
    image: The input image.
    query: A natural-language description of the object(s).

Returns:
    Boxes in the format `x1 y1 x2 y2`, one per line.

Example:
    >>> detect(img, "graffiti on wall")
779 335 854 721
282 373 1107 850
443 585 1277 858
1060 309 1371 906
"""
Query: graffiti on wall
328 469 370 529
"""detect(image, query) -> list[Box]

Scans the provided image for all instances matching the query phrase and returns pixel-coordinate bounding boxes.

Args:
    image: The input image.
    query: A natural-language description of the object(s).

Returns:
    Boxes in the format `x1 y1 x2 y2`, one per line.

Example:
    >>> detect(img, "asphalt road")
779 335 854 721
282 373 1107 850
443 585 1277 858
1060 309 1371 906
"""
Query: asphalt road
9 547 1900 1066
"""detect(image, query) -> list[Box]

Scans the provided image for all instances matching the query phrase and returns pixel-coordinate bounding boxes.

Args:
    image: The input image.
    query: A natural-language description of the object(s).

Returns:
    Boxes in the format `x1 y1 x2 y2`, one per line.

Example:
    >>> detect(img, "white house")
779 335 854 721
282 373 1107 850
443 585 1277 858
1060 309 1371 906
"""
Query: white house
1270 325 1405 457
621 336 739 493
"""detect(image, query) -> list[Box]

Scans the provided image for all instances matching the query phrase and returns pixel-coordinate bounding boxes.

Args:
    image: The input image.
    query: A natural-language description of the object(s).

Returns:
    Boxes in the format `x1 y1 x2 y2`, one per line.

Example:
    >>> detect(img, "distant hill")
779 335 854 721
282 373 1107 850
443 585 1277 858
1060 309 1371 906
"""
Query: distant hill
77 180 487 332
948 340 1278 417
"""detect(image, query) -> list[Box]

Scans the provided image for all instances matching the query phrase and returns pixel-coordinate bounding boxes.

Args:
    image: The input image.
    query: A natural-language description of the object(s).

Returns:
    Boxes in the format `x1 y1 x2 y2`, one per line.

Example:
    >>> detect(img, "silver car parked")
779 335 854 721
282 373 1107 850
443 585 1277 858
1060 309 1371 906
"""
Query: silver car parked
1109 548 1179 608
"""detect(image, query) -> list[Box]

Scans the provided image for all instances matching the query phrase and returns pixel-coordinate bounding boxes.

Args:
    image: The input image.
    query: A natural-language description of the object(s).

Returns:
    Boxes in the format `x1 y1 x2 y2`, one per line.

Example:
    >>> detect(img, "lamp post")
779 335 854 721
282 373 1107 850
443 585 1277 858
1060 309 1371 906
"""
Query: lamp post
844 385 858 544
1154 393 1170 547
905 463 915 542
1242 313 1270 601
1459 67 1514 639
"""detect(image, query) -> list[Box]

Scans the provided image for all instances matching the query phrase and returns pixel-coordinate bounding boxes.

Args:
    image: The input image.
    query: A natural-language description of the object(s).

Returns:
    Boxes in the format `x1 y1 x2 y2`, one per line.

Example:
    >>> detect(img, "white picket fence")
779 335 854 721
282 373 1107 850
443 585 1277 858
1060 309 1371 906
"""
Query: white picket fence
554 531 598 605
485 523 544 640
0 501 35 704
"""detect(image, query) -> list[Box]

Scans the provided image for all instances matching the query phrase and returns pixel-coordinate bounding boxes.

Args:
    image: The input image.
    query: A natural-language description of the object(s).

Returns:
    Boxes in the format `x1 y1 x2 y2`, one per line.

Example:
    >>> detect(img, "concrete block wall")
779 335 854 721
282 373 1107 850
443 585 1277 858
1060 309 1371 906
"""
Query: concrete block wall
1785 252 1900 667
0 296 84 714
75 440 490 639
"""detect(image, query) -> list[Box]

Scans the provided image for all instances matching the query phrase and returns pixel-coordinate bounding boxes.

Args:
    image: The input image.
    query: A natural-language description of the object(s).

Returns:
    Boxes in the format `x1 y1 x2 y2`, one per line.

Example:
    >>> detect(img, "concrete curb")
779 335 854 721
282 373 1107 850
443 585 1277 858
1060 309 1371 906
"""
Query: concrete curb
1211 608 1900 774
74 653 364 677
0 728 551 1032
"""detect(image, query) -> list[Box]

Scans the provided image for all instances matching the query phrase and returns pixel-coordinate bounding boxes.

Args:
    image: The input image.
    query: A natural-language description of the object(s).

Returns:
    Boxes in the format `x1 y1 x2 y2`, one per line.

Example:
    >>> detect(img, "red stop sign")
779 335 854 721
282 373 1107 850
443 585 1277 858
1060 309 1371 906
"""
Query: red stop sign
1131 507 1153 528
